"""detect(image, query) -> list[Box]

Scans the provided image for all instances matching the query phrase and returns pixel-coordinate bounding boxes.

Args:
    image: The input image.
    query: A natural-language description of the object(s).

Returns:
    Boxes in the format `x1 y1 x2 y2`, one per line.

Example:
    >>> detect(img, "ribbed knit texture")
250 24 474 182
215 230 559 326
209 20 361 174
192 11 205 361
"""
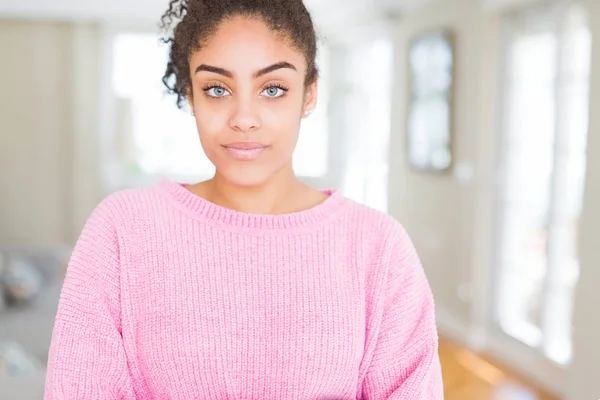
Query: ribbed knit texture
44 178 443 399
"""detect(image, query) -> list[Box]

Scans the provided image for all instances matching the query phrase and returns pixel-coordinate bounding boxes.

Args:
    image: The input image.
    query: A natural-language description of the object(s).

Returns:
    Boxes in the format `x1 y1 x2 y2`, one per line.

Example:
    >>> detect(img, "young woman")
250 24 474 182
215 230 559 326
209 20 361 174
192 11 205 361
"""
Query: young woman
45 0 444 398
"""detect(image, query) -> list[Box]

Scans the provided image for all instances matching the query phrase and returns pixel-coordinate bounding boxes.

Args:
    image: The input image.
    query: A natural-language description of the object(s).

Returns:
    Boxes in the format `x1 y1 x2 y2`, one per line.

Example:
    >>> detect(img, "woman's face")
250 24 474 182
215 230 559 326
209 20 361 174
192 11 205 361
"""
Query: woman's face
187 16 318 188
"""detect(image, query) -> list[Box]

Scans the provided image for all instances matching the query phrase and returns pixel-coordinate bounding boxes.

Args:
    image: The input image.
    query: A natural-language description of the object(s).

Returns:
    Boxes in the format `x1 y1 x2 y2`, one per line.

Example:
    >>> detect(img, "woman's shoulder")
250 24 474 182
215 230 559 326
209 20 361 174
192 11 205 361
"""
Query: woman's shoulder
85 183 169 227
340 196 409 241
335 197 419 267
339 199 421 287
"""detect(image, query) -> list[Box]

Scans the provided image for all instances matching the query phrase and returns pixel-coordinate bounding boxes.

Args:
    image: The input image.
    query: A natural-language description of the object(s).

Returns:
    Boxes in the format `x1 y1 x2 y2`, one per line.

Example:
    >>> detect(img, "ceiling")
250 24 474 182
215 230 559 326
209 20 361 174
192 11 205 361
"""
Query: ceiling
0 0 535 31
0 0 430 26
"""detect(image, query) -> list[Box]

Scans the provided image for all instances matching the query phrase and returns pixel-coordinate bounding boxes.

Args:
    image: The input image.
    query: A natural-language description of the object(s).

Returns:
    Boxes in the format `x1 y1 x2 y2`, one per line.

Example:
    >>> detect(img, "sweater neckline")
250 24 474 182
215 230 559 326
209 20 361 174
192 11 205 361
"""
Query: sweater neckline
158 178 347 231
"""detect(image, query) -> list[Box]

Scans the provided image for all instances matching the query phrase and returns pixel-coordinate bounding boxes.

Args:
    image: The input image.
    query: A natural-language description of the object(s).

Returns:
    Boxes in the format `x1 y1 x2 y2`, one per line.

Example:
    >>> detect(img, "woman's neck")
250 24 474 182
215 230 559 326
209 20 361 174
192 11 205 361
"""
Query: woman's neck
188 167 327 215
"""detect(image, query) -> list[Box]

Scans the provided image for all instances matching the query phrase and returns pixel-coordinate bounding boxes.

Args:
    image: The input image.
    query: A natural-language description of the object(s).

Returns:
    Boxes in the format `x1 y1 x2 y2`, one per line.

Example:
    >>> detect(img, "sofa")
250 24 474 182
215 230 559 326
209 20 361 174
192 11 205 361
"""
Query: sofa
0 245 71 399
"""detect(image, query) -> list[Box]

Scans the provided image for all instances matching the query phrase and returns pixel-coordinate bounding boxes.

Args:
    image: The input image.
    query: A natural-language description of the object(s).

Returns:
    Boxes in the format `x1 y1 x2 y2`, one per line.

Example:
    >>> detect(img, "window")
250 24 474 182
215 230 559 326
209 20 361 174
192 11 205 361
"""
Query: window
340 38 394 212
112 33 213 180
496 3 591 365
294 45 330 177
110 32 330 182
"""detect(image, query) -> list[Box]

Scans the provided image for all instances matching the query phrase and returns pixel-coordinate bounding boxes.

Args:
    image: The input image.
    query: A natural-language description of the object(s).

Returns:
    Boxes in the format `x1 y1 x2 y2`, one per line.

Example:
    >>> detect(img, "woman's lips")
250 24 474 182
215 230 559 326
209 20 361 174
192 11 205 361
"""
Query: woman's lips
222 143 270 161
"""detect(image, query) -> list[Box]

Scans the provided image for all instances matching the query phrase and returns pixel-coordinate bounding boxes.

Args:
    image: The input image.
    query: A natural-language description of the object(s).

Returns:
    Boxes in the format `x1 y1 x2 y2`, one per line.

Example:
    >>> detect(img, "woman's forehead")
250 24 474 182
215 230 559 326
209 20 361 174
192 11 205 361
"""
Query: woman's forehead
189 17 307 77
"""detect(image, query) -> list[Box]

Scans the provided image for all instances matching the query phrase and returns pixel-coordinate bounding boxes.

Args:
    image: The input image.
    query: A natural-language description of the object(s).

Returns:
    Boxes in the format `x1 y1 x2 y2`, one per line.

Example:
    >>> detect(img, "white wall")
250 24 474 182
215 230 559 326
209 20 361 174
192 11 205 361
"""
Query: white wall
388 0 490 332
0 20 102 245
387 0 600 398
567 0 600 398
0 20 71 244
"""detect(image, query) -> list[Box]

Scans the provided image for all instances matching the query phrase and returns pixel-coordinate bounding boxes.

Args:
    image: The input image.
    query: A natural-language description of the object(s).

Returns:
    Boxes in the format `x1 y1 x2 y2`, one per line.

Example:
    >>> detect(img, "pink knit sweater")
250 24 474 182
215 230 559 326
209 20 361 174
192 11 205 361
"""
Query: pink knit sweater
45 179 443 399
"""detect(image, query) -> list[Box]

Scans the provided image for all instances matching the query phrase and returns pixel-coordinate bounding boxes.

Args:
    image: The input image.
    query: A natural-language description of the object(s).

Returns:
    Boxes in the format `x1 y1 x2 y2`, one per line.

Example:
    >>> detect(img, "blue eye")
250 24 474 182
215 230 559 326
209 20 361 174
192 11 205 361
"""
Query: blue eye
205 86 230 97
261 86 287 98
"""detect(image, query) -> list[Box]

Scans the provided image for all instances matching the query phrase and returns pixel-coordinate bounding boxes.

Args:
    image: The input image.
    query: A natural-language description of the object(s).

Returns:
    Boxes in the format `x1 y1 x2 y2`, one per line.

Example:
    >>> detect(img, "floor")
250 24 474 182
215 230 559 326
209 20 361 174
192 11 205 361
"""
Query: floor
439 337 560 400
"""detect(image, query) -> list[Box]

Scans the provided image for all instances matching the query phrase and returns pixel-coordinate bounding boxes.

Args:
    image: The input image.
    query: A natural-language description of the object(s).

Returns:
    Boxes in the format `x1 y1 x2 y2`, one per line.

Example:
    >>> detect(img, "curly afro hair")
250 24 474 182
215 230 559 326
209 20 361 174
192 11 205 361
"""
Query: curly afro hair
159 0 320 109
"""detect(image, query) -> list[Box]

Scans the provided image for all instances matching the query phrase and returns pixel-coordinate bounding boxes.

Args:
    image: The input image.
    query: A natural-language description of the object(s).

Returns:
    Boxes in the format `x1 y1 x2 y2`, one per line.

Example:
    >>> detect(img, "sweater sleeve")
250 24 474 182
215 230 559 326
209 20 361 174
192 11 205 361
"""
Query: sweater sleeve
361 225 444 400
44 197 136 399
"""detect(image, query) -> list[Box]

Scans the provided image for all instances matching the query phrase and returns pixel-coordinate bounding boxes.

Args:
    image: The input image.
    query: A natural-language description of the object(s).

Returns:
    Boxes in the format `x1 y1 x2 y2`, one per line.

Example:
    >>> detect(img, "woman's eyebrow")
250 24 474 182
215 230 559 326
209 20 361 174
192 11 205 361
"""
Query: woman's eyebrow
253 61 297 78
195 64 233 78
194 61 297 78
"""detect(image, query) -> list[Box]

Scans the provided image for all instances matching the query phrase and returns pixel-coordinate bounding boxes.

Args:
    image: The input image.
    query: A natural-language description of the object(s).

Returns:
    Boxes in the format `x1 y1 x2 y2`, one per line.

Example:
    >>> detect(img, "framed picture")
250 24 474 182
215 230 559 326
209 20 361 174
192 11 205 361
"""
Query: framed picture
406 30 454 172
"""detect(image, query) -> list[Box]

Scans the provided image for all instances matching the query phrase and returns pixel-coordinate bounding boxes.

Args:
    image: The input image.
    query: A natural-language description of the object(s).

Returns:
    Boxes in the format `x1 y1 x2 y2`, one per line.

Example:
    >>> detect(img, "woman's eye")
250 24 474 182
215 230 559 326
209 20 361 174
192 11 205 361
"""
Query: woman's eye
261 86 286 98
206 87 230 97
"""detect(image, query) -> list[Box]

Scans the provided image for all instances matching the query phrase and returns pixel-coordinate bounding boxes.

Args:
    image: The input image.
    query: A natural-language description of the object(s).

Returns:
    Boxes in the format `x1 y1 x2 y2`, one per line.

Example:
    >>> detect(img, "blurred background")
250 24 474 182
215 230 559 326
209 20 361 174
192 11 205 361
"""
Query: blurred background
0 0 598 399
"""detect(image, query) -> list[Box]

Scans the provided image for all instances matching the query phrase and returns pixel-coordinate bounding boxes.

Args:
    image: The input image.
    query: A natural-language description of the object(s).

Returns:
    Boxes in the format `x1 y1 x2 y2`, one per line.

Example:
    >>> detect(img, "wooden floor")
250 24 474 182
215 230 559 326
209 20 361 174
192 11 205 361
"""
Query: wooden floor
439 337 560 400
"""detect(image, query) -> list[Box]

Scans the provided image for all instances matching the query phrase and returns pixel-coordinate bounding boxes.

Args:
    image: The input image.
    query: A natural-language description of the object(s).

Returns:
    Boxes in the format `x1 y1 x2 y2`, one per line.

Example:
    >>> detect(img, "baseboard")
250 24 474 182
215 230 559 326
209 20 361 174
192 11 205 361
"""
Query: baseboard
435 306 471 345
435 306 566 398
485 332 566 397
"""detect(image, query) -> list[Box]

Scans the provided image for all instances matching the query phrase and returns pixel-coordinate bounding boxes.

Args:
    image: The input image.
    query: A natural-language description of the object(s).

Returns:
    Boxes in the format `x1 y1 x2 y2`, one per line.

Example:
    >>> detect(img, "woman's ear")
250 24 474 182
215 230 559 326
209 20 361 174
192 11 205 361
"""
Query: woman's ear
302 79 319 118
